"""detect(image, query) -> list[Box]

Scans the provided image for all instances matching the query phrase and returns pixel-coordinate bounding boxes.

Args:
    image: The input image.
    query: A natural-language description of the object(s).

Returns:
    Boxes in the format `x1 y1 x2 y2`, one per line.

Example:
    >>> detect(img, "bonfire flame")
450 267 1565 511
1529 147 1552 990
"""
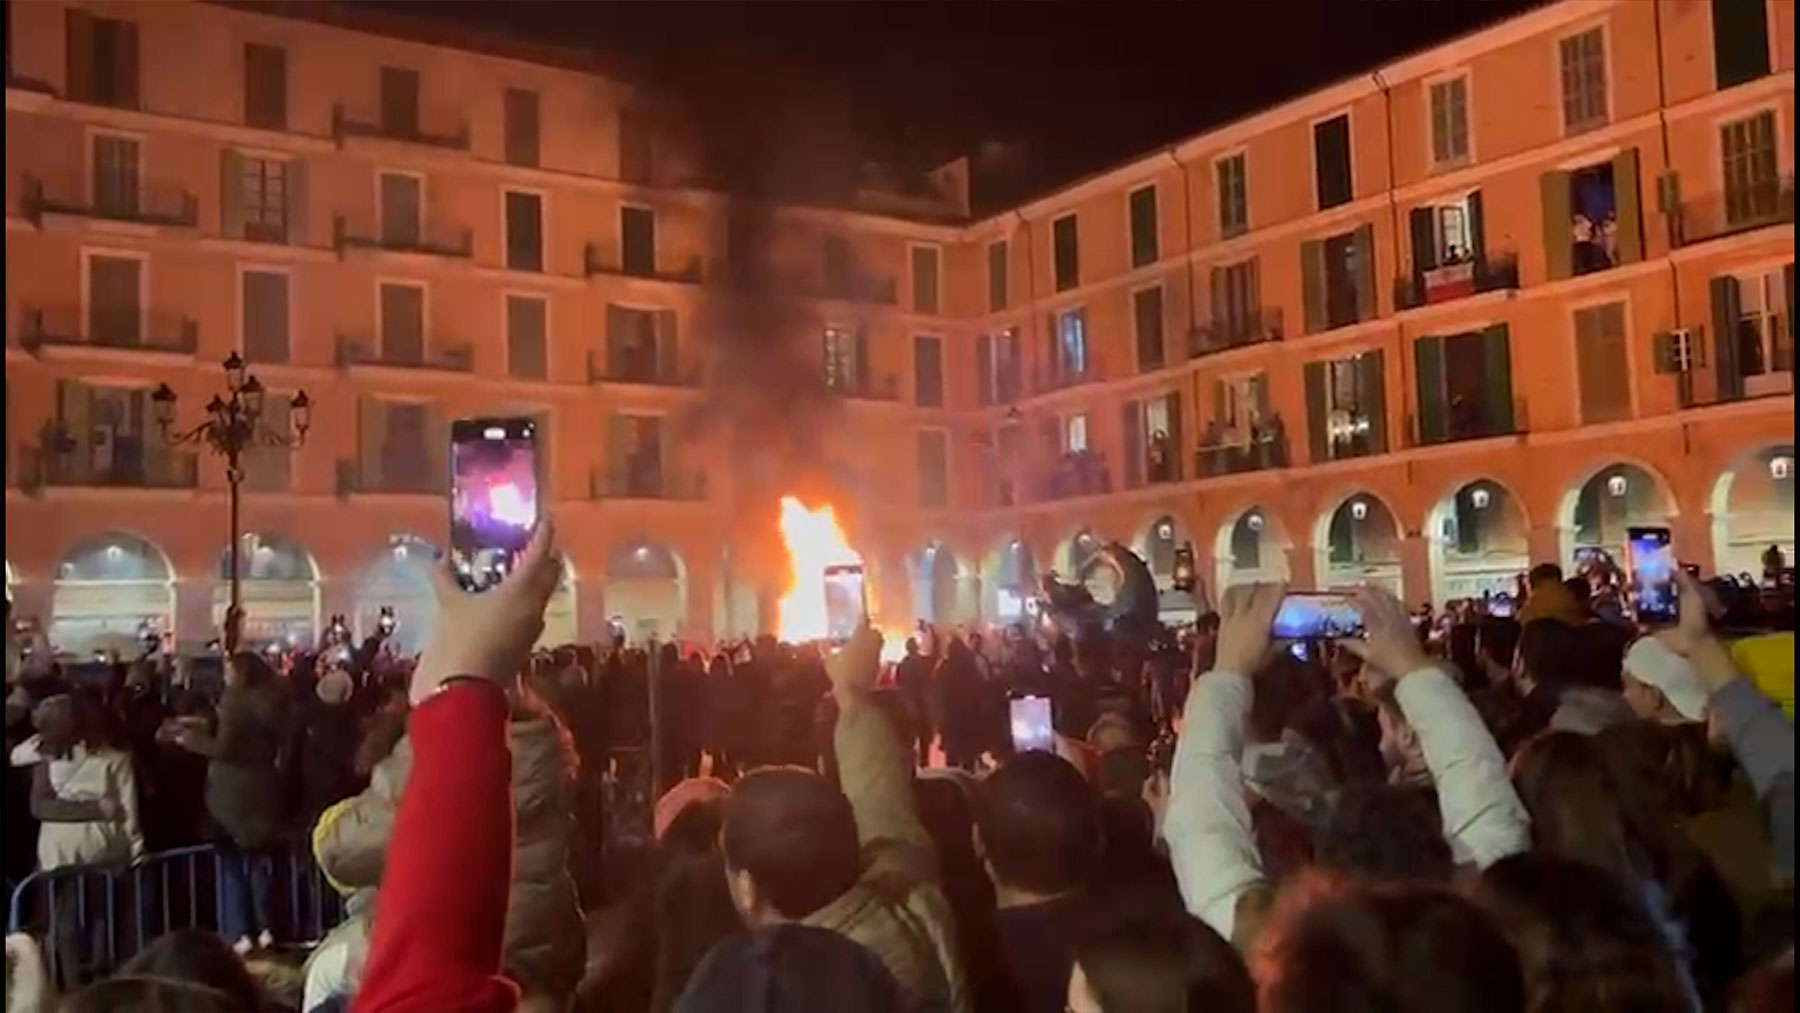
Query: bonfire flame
776 496 862 643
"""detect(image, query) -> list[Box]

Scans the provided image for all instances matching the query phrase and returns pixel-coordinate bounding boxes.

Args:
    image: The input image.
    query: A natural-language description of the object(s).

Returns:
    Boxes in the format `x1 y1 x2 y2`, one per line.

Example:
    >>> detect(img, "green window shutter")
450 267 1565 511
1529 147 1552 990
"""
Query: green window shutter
1480 324 1516 432
1165 390 1184 480
1466 189 1487 260
660 418 679 492
1120 400 1143 489
1710 275 1745 400
654 309 677 380
1300 240 1327 334
1134 286 1164 371
1612 149 1644 264
853 326 870 392
1353 223 1378 320
1303 362 1330 464
1408 207 1437 274
1540 171 1572 280
975 333 993 405
1210 378 1228 426
1358 350 1388 453
605 415 629 495
220 149 245 240
358 397 385 490
284 158 307 244
1413 336 1447 445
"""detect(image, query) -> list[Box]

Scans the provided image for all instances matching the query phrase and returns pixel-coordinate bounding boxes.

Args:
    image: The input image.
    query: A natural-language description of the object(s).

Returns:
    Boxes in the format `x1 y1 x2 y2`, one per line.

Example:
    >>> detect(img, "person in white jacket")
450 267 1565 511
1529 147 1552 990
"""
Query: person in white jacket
9 695 144 870
1163 583 1531 949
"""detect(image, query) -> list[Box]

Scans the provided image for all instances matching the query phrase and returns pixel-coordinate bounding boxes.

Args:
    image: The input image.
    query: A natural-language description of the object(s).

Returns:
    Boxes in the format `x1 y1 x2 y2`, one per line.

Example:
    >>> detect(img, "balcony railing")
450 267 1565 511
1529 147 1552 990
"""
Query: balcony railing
19 304 198 355
19 173 199 228
24 443 199 491
826 372 901 401
1322 413 1385 463
590 469 709 502
334 213 473 259
1034 451 1112 502
587 350 701 387
1194 416 1291 478
1405 397 1528 449
808 273 899 306
1032 357 1105 396
1394 253 1521 311
583 243 705 284
331 104 470 151
1189 309 1284 360
1672 176 1795 248
335 334 474 373
335 459 437 497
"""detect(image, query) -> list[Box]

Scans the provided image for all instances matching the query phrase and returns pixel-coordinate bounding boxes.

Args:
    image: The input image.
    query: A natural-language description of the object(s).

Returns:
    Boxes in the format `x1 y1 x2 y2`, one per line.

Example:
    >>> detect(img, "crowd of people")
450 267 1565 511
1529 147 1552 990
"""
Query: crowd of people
3 519 1796 1013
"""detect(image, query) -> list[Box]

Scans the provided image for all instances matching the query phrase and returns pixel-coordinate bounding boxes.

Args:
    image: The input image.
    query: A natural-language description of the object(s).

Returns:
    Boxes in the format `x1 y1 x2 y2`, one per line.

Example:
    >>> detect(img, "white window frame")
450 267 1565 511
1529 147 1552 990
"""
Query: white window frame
1425 69 1474 170
234 262 293 359
80 245 150 345
1423 190 1479 264
500 187 548 273
502 290 552 380
1213 149 1250 239
238 154 291 235
374 276 430 358
1124 183 1160 267
1063 412 1089 454
375 168 426 240
908 242 943 315
1140 395 1172 442
85 126 144 208
1555 22 1612 136
1731 264 1792 384
1216 371 1266 433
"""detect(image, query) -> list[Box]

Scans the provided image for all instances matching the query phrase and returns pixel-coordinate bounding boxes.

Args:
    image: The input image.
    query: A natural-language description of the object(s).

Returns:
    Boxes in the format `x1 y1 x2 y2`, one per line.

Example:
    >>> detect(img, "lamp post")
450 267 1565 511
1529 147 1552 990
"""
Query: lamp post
151 353 311 655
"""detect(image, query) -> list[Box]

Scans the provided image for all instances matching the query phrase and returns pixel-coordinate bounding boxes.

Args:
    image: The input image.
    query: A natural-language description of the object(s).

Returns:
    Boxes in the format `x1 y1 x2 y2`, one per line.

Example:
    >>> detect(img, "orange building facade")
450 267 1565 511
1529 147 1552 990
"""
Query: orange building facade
4 0 1794 651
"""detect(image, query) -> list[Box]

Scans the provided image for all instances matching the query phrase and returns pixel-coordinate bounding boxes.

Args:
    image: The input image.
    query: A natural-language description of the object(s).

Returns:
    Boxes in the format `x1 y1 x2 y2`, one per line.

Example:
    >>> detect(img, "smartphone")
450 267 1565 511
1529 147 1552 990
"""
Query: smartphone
1009 695 1055 754
1271 592 1364 640
450 417 542 592
1627 526 1678 625
1487 594 1517 618
822 563 867 642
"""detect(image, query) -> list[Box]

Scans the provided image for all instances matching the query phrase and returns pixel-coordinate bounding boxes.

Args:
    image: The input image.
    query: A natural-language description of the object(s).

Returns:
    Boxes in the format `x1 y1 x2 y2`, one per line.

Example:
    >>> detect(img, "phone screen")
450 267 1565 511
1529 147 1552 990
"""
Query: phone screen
1271 592 1364 640
822 564 867 642
1627 526 1678 625
1009 696 1055 754
450 417 541 593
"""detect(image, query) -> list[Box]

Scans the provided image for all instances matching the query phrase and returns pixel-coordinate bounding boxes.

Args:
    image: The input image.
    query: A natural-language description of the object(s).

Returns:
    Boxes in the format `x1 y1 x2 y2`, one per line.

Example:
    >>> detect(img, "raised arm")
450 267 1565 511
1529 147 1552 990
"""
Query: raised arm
830 628 933 874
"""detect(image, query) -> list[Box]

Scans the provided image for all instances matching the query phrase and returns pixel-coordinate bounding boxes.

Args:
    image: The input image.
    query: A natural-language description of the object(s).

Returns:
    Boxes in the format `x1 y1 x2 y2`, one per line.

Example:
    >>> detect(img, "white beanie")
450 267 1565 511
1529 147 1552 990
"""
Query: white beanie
1623 637 1708 722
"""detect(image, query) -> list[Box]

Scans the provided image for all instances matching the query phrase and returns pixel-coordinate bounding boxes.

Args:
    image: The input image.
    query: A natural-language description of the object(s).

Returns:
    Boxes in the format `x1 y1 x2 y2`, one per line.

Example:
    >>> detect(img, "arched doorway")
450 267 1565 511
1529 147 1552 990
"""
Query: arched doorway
51 533 175 655
986 537 1038 623
1315 494 1403 598
215 533 320 648
911 542 967 627
605 542 687 642
355 535 438 655
1427 480 1529 601
1560 462 1674 568
1138 515 1183 588
1709 444 1794 578
541 559 578 647
1214 507 1291 592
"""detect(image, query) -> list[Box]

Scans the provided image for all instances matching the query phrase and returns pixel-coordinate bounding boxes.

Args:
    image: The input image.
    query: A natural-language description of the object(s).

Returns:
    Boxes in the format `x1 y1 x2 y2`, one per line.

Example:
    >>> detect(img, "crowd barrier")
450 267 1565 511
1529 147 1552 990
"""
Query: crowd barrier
6 839 342 986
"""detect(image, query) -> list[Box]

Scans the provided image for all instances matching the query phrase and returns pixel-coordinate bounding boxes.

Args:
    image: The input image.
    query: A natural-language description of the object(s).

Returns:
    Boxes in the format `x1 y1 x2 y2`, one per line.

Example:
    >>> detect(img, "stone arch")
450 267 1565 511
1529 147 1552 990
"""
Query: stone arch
1425 478 1530 602
215 533 321 648
1313 491 1404 598
355 534 439 655
1135 514 1186 586
52 532 176 654
604 541 688 642
1708 443 1794 578
1557 460 1677 567
1213 505 1293 592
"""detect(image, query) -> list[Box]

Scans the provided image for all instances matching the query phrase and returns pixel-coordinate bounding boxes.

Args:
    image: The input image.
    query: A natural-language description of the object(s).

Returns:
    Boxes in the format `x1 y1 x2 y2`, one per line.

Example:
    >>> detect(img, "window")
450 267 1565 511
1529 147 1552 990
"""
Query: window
1052 214 1079 291
240 270 290 364
1055 308 1088 376
822 235 853 296
605 305 675 382
90 134 140 218
379 66 420 137
1720 110 1781 227
1128 185 1159 268
1216 153 1248 238
1301 226 1375 333
910 245 941 314
1212 373 1270 430
1559 27 1608 135
1063 413 1089 454
504 190 544 272
506 295 548 380
1410 193 1481 273
1313 114 1353 210
917 430 949 509
1714 267 1794 398
378 282 426 364
1573 302 1631 423
503 88 540 167
913 335 944 407
64 10 140 109
379 172 422 247
243 43 287 130
235 156 290 242
1428 76 1471 168
1133 286 1165 372
1303 351 1386 462
378 401 432 493
1413 326 1515 445
619 110 655 183
1712 0 1771 89
977 327 1021 405
56 382 154 486
987 240 1009 311
621 206 656 276
1209 259 1262 344
85 254 143 346
823 326 862 392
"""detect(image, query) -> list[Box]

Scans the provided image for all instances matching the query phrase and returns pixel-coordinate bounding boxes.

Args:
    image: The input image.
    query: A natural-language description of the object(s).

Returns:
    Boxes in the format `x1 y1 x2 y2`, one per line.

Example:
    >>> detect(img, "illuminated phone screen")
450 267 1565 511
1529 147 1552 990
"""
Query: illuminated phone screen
450 418 540 593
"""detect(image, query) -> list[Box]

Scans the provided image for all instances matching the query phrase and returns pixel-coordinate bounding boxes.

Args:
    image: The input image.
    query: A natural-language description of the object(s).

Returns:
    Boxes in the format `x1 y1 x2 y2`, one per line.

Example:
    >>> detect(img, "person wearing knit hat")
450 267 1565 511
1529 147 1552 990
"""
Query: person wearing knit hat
1622 636 1709 724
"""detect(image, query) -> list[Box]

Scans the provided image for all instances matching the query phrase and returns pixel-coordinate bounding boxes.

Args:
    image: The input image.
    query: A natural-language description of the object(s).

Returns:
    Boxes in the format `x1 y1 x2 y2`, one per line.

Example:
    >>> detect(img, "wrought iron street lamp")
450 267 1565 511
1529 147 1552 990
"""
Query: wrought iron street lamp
151 352 311 654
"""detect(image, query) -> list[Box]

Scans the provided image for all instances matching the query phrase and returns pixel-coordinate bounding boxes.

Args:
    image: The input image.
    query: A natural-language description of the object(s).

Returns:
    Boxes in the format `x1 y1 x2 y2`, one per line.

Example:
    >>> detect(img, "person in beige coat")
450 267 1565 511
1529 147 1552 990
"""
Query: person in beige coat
304 688 585 1012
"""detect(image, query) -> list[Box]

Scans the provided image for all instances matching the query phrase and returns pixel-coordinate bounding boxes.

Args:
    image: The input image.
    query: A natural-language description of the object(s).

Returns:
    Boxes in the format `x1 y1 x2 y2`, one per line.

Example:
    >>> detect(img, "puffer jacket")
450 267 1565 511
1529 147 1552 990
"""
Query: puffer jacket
308 697 586 1004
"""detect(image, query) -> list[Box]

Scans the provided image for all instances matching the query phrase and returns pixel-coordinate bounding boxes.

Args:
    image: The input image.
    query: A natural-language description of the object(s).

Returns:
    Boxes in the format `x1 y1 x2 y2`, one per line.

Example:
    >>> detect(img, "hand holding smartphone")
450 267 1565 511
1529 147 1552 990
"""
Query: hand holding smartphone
1271 592 1365 641
1626 525 1678 625
450 417 543 593
1009 695 1055 753
822 563 867 643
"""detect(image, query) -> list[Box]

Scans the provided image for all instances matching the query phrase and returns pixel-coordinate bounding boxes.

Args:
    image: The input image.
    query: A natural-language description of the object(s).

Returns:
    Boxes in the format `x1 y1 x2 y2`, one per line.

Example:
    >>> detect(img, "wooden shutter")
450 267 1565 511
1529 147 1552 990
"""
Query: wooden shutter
358 397 386 491
1466 190 1487 260
284 158 307 245
1300 240 1327 334
655 310 677 380
1134 287 1164 371
604 415 629 495
1120 401 1144 489
911 246 939 314
219 149 245 239
1303 361 1329 464
56 381 91 475
604 304 628 375
1353 223 1378 320
1358 350 1387 453
1413 336 1447 445
853 326 870 393
1540 171 1573 280
1250 373 1271 422
1612 148 1644 264
1210 378 1228 427
1409 207 1438 274
975 333 994 405
65 9 96 103
1481 324 1515 432
1710 275 1744 401
1207 267 1227 339
503 88 540 167
506 296 547 381
1165 390 1184 480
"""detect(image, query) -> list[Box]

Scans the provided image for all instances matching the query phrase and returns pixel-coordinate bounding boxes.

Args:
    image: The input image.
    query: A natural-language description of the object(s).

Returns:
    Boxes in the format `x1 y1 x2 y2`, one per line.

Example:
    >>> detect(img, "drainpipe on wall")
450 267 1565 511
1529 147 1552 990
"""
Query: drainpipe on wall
1371 69 1415 496
1170 147 1200 439
1651 0 1695 417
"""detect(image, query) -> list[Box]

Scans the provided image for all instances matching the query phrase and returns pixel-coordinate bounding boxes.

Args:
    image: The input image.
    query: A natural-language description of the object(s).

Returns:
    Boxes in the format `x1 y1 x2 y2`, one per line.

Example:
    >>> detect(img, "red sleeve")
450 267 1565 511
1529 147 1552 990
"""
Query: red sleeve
353 681 519 1013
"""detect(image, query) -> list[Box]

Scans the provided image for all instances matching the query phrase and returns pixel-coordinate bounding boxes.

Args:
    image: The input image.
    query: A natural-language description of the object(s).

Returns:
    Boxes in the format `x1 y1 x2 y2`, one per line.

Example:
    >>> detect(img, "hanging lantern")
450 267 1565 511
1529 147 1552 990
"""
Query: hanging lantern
1606 474 1628 498
1771 455 1792 481
1247 512 1265 532
1350 500 1369 522
1470 487 1491 510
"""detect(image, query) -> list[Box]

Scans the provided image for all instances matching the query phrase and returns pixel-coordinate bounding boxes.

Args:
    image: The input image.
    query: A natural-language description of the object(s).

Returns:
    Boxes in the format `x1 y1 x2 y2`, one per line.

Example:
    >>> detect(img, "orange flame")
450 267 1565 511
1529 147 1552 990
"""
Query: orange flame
776 496 863 643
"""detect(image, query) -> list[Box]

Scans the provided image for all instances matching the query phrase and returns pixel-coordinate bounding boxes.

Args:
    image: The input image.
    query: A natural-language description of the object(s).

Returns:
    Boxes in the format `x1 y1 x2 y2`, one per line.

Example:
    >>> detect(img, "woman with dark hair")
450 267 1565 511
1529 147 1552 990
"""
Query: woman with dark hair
118 929 268 1011
1065 901 1254 1013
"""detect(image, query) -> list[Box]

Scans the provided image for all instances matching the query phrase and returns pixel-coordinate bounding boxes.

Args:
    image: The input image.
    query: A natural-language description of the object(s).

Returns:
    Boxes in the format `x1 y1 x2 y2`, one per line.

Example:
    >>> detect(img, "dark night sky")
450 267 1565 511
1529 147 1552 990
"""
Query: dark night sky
377 0 1543 210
